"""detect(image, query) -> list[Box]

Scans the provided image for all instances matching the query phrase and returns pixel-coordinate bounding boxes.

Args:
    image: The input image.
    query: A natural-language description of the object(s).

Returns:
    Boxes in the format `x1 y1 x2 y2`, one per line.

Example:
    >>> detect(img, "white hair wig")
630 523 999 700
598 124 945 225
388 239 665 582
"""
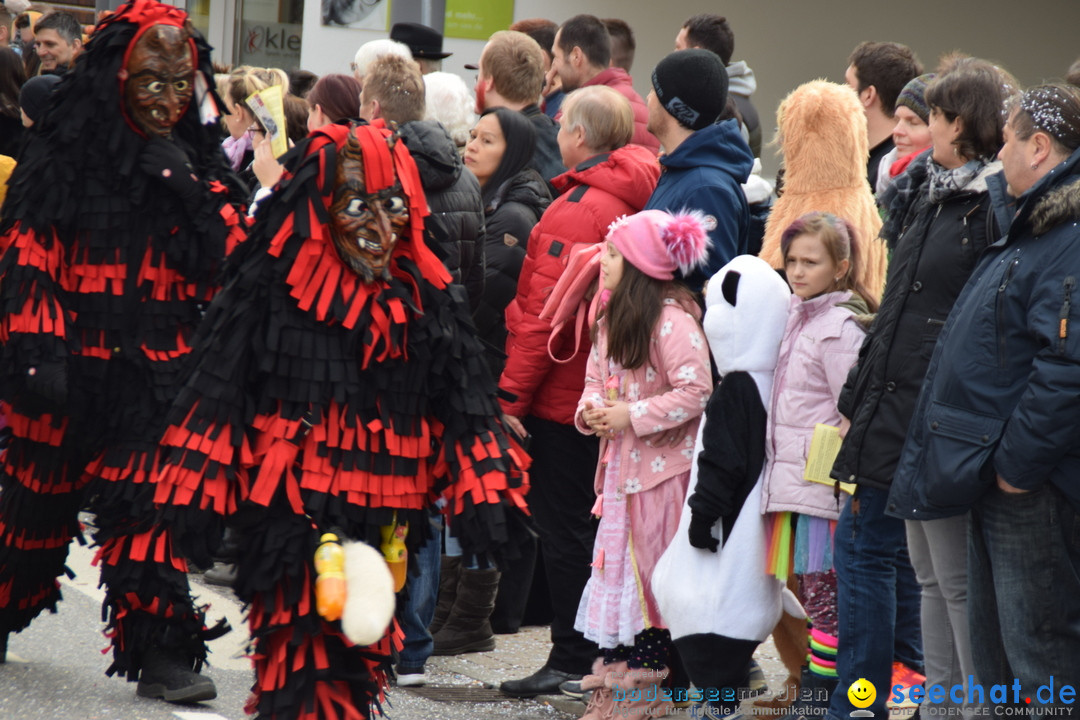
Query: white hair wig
423 71 477 148
352 38 412 80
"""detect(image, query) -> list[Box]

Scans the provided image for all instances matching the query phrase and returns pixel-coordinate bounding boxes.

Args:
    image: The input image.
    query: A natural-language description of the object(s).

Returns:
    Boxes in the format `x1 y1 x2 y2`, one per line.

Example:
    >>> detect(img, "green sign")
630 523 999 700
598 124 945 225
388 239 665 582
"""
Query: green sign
444 0 514 40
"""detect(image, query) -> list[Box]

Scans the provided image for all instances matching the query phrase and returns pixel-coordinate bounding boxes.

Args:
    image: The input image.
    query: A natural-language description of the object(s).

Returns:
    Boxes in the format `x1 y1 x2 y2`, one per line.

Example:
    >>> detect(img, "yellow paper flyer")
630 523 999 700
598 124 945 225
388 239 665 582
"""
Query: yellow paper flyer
245 85 288 158
804 423 855 495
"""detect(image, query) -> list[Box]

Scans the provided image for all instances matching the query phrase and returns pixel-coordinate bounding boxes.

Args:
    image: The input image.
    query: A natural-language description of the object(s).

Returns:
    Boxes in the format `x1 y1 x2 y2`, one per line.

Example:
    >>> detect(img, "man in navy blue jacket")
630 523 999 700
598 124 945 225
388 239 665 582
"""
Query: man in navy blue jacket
890 84 1080 706
645 49 754 294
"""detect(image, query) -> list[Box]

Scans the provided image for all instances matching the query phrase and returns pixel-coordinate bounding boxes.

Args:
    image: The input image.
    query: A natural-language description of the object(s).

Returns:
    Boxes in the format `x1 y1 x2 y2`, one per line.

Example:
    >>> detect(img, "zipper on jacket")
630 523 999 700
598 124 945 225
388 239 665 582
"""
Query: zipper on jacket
997 256 1020 368
1060 277 1076 354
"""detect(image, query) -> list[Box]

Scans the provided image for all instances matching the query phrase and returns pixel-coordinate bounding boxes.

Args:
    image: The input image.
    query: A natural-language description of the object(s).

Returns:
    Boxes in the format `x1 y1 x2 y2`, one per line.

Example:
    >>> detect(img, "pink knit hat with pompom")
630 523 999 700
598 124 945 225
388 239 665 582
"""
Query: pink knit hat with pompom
606 209 711 281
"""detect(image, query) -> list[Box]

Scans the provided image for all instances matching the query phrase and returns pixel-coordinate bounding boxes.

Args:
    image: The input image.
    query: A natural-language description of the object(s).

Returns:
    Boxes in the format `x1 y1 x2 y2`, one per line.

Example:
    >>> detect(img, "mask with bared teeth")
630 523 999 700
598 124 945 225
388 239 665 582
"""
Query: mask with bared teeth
329 132 410 283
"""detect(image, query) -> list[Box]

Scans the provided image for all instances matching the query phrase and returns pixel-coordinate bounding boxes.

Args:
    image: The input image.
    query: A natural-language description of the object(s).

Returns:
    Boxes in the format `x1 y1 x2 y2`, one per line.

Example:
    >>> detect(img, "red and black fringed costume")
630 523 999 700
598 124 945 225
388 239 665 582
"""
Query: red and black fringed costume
0 0 246 687
152 121 530 719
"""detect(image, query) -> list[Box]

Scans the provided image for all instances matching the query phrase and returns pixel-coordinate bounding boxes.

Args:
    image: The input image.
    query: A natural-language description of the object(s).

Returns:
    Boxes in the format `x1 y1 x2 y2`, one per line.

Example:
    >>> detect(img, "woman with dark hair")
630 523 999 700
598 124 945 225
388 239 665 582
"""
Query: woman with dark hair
466 107 551 378
305 73 360 130
0 47 26 158
829 57 1014 720
429 107 550 657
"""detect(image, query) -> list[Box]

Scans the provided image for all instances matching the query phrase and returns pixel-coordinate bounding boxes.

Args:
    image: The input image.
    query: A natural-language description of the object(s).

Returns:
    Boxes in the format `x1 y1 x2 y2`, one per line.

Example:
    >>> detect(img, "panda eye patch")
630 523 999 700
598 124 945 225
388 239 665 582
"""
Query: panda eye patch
721 270 741 306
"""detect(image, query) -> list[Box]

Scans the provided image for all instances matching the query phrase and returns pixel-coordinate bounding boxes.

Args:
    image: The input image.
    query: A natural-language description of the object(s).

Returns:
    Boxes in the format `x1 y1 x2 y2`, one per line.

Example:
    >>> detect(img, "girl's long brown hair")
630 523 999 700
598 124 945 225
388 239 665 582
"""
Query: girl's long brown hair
594 262 697 370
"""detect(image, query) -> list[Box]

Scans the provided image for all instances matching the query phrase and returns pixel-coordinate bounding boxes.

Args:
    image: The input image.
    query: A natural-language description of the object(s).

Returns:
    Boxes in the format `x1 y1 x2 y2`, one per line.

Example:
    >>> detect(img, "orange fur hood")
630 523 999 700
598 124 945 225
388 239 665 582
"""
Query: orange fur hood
759 80 887 302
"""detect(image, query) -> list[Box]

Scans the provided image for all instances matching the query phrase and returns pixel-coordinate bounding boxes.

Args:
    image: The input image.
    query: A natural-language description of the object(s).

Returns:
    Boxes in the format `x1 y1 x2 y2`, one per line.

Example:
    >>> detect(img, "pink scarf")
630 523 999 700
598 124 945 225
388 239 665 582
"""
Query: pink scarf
222 131 253 172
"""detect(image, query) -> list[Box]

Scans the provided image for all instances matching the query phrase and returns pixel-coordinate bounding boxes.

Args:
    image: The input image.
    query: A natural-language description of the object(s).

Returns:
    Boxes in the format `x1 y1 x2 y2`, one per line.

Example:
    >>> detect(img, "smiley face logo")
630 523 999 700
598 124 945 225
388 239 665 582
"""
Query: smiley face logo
847 678 876 709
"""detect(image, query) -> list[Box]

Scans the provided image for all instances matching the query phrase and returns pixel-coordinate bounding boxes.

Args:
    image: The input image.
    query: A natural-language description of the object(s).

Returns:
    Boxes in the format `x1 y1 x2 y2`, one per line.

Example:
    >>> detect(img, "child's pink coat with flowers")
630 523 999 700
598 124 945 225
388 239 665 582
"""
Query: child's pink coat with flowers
575 298 714 496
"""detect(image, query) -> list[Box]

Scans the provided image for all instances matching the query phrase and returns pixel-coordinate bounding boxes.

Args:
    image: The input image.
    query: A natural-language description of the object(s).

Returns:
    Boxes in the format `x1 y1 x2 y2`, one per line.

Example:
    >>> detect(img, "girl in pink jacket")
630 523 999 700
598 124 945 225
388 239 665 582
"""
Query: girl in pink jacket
762 212 877 710
573 210 713 718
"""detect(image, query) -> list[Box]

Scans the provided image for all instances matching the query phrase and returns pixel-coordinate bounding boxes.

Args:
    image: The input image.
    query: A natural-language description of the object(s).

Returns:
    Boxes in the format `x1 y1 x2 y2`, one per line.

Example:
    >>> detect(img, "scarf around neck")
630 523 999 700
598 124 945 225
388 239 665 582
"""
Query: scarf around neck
927 157 988 204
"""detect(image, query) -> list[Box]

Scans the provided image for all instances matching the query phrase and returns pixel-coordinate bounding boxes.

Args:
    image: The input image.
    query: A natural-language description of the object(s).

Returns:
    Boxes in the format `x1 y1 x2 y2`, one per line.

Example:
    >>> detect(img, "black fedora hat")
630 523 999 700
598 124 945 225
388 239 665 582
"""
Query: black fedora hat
390 22 452 60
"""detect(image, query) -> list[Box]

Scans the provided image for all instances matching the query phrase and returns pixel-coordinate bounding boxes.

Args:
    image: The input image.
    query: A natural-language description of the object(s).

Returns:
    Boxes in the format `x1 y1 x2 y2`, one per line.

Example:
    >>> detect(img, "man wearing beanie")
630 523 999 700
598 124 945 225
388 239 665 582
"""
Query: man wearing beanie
498 85 660 699
645 48 754 294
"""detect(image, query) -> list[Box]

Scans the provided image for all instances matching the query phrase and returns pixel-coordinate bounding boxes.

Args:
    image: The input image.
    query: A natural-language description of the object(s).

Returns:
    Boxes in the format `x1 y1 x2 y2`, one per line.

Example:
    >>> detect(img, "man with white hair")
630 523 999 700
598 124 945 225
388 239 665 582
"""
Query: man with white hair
498 85 660 699
350 37 411 85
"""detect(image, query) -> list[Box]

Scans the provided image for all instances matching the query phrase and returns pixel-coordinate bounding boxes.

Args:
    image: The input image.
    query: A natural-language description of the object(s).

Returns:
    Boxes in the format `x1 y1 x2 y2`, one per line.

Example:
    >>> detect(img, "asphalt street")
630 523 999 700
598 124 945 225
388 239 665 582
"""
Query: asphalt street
0 535 583 720
0 523 799 720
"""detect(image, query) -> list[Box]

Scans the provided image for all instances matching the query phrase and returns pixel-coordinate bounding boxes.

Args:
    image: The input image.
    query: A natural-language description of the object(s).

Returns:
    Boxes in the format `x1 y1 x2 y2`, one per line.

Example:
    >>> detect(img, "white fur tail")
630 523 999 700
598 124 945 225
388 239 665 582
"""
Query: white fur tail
341 540 396 646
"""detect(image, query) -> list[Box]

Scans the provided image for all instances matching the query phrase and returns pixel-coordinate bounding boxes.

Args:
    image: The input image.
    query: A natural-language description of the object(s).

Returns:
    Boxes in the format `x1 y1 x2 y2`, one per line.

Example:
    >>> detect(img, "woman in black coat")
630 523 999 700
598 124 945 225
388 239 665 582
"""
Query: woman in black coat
465 107 552 378
430 108 551 657
829 59 1012 720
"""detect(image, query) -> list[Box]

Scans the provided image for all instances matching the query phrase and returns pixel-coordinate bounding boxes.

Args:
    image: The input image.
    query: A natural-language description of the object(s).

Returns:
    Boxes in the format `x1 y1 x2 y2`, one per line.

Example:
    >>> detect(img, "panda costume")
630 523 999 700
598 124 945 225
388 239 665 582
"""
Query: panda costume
651 255 802 714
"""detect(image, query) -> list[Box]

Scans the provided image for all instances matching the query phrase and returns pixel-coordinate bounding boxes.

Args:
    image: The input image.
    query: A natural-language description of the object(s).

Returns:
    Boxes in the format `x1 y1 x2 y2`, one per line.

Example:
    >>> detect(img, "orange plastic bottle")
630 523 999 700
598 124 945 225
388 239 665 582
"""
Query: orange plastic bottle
314 532 347 621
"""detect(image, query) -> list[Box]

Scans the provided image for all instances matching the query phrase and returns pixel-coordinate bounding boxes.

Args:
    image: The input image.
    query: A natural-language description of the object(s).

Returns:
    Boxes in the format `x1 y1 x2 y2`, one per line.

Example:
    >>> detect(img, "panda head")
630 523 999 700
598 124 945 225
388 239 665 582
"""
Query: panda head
703 255 791 376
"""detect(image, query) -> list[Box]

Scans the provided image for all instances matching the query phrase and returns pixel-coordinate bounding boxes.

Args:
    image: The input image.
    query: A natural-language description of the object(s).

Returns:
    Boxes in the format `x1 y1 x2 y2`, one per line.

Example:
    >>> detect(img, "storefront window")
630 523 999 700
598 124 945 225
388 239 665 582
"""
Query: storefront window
236 0 302 69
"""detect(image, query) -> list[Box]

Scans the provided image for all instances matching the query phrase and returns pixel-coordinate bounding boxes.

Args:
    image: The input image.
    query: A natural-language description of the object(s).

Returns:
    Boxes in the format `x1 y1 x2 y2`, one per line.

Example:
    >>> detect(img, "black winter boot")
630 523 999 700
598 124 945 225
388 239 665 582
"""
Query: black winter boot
431 567 500 655
136 646 217 704
428 554 461 635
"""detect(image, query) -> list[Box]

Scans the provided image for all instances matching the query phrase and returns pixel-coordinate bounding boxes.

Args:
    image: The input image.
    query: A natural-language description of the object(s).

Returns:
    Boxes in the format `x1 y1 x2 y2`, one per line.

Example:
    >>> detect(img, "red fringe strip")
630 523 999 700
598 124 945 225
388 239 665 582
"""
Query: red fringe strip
95 530 188 573
0 576 60 611
3 405 67 446
0 294 69 341
2 225 63 275
67 261 126 295
210 181 250 256
439 434 531 517
139 328 193 362
0 518 76 550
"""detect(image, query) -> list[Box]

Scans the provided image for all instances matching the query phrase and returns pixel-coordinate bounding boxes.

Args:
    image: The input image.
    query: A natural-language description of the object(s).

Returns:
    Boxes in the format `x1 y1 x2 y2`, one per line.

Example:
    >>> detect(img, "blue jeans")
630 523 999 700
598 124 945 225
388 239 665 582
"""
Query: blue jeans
827 486 923 720
969 484 1080 707
397 508 442 671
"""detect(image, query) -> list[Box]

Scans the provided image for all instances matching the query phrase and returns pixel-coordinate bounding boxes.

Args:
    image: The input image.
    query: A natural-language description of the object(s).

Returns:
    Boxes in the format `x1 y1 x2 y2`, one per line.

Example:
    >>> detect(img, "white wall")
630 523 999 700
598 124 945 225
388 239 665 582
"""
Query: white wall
299 1 487 78
300 0 1080 176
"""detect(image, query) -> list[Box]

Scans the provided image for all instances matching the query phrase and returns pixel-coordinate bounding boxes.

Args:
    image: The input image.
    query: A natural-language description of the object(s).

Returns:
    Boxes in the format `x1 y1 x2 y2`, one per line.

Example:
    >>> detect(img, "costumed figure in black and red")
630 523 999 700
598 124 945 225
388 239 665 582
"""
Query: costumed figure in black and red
0 0 247 702
151 120 530 719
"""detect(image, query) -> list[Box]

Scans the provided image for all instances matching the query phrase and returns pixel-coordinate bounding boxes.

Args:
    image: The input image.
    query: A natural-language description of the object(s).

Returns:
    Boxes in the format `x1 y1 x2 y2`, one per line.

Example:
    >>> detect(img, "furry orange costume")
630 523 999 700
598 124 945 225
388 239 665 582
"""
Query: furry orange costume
759 80 886 303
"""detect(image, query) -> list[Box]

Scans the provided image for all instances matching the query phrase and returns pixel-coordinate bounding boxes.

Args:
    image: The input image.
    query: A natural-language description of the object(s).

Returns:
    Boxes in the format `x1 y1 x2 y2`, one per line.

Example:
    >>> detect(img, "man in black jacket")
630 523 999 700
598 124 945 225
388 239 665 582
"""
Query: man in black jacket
357 53 485 686
472 30 565 190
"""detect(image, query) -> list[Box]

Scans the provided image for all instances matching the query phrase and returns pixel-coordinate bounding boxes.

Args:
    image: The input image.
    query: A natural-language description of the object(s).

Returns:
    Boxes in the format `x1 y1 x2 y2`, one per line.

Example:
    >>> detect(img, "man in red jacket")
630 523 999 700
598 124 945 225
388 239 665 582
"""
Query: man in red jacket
498 85 661 698
551 14 659 154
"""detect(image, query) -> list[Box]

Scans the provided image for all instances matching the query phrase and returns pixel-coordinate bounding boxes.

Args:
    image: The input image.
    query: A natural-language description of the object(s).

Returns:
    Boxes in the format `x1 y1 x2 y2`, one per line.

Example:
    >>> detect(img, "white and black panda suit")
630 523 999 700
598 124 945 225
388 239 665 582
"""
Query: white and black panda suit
651 255 803 711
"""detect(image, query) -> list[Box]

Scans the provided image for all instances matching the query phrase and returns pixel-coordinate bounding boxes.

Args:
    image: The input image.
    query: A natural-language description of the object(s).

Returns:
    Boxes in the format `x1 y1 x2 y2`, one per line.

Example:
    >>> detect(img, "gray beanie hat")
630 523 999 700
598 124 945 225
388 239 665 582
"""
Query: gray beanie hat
895 73 937 123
